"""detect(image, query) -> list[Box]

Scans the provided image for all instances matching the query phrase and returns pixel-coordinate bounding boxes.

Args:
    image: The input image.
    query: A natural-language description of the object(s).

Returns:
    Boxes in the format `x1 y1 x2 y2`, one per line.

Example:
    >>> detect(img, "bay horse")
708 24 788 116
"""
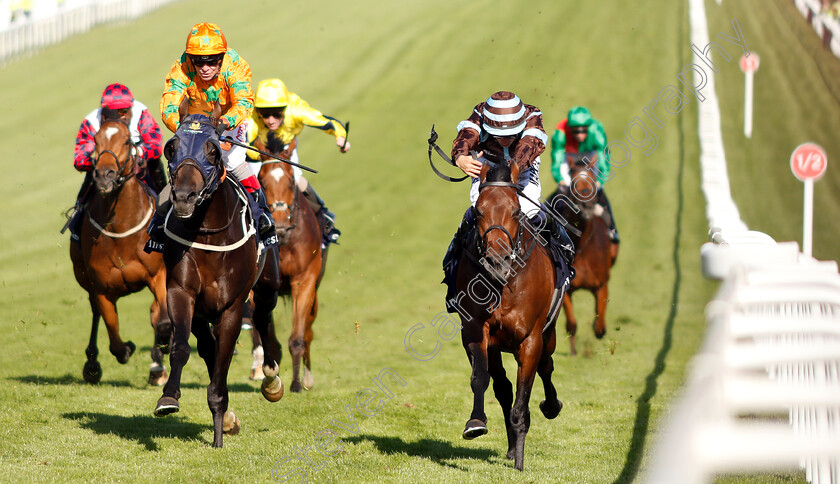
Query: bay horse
152 113 283 448
455 161 564 471
254 153 326 393
547 152 618 356
69 119 171 386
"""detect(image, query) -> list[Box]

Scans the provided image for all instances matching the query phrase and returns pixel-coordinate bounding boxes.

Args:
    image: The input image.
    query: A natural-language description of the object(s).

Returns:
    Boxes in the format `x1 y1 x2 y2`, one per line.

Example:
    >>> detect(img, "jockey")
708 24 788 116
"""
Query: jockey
245 78 348 247
64 83 164 243
146 22 275 253
550 106 619 243
442 91 574 312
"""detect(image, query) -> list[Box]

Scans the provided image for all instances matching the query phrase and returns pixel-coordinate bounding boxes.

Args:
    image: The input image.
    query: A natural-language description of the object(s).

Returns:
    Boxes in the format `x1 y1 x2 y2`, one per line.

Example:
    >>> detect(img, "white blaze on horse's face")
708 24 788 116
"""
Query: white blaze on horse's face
104 126 120 140
269 167 285 183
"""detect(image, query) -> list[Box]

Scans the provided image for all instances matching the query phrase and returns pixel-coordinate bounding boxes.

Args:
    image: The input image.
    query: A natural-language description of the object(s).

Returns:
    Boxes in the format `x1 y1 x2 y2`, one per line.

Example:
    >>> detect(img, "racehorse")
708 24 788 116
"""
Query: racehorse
152 110 283 448
69 119 171 386
455 161 564 471
254 154 326 393
547 152 618 356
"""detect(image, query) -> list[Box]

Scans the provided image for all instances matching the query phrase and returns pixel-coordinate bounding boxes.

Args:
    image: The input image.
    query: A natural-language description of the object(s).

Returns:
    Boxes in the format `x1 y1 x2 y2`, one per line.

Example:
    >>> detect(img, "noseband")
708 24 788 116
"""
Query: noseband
170 158 222 208
269 178 299 239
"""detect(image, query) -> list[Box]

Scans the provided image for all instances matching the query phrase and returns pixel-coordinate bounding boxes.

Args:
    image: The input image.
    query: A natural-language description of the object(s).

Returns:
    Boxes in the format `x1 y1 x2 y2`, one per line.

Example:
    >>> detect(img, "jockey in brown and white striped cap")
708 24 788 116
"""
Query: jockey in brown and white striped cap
451 91 547 217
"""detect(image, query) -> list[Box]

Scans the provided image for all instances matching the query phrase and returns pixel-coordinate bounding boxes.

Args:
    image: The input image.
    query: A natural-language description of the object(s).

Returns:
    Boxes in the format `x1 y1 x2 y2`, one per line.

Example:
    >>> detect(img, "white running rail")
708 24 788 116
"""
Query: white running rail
645 0 840 482
0 0 181 65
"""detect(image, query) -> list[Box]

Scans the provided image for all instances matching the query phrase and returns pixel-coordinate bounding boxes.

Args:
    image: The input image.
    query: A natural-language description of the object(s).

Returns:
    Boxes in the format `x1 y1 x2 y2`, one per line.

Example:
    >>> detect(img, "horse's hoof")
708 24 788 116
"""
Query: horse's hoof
261 376 284 402
539 399 563 419
302 367 314 390
83 360 102 384
223 411 240 435
154 396 179 417
290 380 302 393
462 419 488 440
117 341 136 364
148 366 168 386
249 365 265 381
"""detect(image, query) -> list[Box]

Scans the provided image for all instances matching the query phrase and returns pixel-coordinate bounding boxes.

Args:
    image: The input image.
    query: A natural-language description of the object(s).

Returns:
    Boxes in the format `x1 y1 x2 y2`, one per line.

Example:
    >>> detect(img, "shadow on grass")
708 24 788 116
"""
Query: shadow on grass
63 411 209 450
9 374 258 393
344 434 498 471
613 6 686 482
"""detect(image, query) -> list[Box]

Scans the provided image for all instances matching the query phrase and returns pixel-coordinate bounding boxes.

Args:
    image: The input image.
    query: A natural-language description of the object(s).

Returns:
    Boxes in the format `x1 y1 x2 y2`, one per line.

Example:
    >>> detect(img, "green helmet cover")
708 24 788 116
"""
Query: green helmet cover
567 106 593 128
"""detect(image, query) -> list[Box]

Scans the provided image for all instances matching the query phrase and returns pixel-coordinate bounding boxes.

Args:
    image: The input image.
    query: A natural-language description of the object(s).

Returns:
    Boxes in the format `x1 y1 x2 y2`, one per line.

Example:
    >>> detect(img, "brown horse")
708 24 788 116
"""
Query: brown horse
547 152 618 355
69 119 171 385
152 113 283 448
455 161 564 471
255 156 326 393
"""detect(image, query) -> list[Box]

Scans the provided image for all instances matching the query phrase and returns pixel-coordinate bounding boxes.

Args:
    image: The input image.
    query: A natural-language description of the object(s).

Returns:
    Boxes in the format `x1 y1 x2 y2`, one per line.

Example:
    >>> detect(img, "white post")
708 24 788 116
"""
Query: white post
803 178 814 257
744 69 754 138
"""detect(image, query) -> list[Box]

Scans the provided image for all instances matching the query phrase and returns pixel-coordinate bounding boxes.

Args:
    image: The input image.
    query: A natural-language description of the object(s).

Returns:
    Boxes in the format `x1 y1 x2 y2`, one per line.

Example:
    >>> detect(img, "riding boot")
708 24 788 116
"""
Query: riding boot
143 183 171 254
597 189 619 244
442 207 476 313
145 157 168 194
530 210 575 267
249 187 278 247
302 186 341 246
62 171 95 243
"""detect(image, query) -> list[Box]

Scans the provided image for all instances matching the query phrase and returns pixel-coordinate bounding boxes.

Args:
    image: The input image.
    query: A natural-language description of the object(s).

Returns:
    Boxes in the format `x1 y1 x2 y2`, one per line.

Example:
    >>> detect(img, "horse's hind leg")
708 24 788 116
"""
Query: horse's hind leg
593 284 608 339
254 250 282 402
537 331 562 420
488 347 515 459
94 294 135 364
148 273 170 385
563 292 578 356
83 296 103 384
207 308 242 448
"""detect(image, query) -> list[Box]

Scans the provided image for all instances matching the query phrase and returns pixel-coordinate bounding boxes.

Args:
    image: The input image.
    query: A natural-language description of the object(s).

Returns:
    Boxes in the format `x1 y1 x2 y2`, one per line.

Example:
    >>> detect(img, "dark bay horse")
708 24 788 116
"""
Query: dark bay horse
256 156 326 393
152 113 283 448
69 119 171 385
455 162 563 471
547 152 618 355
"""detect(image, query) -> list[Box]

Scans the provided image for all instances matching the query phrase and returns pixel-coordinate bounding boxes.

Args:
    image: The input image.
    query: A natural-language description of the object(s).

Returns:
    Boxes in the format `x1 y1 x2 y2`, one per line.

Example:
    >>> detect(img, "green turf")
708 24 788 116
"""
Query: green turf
0 0 833 482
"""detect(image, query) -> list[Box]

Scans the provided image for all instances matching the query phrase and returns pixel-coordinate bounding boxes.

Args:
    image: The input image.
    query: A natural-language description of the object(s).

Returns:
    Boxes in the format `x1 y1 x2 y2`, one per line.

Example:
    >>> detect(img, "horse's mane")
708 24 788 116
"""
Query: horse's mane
486 162 512 183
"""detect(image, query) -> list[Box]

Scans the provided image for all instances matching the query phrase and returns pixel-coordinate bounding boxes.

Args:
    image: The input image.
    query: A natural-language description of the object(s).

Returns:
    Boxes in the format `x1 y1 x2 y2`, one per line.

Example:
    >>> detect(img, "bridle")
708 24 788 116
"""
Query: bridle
268 171 299 240
169 156 223 209
92 121 137 189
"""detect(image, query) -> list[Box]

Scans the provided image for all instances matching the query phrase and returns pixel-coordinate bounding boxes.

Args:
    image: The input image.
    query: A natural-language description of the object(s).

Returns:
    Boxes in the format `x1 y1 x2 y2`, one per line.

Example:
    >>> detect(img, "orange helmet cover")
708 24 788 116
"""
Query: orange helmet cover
185 22 228 55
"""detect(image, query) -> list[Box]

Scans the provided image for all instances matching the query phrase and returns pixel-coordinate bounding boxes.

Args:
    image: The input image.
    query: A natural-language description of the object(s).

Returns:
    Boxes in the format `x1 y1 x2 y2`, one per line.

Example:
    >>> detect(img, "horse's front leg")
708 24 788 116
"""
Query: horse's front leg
208 306 243 448
562 292 578 356
462 322 491 440
288 271 317 393
537 329 563 420
254 248 282 402
148 271 171 386
94 293 135 364
488 347 514 458
593 284 608 339
155 288 194 417
510 336 541 471
83 295 103 383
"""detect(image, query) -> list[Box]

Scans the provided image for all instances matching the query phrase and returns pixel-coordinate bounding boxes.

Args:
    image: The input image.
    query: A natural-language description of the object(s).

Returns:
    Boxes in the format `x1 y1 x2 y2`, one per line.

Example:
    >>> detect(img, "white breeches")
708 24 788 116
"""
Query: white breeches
469 155 542 218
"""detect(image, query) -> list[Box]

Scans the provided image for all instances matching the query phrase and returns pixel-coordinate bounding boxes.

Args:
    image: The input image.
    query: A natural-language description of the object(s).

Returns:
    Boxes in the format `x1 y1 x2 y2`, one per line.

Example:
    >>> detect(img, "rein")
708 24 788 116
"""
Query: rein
427 124 468 182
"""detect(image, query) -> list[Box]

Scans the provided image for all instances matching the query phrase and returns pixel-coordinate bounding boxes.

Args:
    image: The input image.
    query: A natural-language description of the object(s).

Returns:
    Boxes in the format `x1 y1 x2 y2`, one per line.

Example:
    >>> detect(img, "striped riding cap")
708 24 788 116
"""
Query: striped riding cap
482 91 526 137
100 83 134 109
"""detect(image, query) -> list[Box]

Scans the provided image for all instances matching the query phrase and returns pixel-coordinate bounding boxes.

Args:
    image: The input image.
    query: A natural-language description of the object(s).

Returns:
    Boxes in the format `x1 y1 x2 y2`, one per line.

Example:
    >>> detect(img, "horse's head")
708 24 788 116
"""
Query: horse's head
164 114 224 219
92 120 135 195
259 161 297 245
567 151 600 220
475 162 523 281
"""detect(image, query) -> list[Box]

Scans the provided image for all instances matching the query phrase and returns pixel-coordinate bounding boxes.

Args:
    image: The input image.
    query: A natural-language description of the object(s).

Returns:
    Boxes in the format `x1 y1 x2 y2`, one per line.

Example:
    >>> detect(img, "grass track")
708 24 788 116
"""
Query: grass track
0 0 834 482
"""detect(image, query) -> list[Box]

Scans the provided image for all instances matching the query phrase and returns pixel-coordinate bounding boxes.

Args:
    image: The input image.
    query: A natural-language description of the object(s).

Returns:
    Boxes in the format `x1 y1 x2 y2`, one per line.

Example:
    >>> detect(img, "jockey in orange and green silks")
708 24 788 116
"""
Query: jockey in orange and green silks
550 106 610 186
146 22 276 254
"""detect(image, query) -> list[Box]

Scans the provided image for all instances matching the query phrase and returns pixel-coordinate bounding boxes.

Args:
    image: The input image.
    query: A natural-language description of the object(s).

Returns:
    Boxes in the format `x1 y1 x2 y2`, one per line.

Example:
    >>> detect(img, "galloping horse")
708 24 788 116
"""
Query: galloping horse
255 154 326 393
456 161 564 471
547 152 618 355
152 112 283 448
69 119 171 385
